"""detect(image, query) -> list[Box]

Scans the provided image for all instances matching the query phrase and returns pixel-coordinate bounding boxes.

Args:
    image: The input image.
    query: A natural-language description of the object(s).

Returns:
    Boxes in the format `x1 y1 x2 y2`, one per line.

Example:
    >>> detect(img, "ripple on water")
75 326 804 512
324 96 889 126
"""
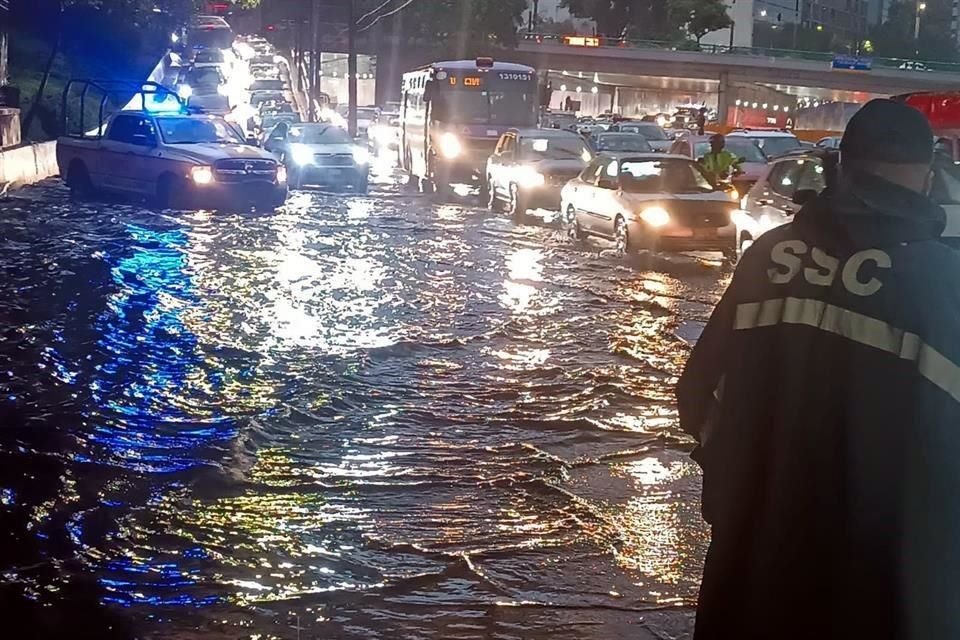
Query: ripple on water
0 180 727 638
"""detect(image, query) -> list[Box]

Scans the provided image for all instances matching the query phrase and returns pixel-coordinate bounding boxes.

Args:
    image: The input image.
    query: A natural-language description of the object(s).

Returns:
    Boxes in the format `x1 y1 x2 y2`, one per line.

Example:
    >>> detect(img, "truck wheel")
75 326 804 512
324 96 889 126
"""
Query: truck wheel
508 183 527 221
156 174 193 210
66 161 94 199
355 173 369 195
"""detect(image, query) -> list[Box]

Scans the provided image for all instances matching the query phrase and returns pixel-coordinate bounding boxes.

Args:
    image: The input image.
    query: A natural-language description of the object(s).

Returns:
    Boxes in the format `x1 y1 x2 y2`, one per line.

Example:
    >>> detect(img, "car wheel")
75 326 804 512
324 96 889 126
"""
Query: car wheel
157 173 193 211
66 161 94 199
487 176 501 212
355 173 369 194
565 205 582 242
508 183 526 220
614 216 631 255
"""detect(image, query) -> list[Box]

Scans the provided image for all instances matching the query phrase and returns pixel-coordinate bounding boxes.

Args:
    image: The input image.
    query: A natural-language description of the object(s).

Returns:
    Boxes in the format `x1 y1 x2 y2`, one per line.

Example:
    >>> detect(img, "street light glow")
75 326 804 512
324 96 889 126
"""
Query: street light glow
919 2 927 10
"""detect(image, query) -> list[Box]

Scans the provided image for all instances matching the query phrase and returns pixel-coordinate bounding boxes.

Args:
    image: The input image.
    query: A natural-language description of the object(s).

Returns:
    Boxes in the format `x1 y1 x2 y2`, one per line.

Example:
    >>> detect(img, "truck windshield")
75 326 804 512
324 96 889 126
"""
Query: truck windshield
156 117 244 144
434 90 536 126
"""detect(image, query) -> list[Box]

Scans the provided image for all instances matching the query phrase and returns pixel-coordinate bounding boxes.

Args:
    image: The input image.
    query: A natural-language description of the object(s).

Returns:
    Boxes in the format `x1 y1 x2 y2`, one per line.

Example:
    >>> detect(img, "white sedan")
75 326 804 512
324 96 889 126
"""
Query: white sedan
560 153 739 257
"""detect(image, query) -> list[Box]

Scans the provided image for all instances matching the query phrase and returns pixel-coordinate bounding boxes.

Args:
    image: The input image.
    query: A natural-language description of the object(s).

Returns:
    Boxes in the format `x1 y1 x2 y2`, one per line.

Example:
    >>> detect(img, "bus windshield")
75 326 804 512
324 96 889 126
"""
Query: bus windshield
433 90 537 126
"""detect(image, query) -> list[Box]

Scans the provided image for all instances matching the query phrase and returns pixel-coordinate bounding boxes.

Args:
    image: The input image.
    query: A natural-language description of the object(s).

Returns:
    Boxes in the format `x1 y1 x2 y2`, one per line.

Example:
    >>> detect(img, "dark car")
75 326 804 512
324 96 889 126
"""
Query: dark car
485 128 593 217
608 122 673 152
589 132 653 154
265 122 370 192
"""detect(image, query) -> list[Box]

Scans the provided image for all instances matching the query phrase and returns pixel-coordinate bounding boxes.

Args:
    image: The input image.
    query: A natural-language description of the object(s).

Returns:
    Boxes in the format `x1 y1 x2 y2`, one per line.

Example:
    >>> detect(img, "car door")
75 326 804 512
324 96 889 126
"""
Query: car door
493 133 517 198
566 158 602 223
126 116 160 195
582 157 621 236
487 134 507 197
752 158 817 235
99 114 146 193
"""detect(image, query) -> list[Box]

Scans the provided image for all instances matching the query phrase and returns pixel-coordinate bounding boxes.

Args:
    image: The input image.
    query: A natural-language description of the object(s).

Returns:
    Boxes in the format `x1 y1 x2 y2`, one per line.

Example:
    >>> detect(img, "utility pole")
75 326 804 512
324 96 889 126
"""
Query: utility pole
348 0 357 137
310 0 321 121
792 0 800 49
915 1 926 56
528 0 539 33
728 0 736 50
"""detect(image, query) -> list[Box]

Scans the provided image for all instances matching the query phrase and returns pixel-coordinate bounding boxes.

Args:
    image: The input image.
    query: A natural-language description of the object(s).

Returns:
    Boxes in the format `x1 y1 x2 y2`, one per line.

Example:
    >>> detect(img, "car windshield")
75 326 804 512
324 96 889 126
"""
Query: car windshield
693 139 767 162
195 49 224 63
156 117 244 144
289 125 351 144
251 79 284 91
186 68 221 88
744 135 801 157
620 123 669 141
520 136 591 161
434 90 537 126
619 158 715 194
594 134 652 152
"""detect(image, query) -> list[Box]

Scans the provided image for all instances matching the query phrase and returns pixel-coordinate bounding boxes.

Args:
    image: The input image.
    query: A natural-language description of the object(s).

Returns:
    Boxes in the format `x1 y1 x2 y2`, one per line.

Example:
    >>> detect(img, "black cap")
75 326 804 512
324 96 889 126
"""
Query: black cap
840 98 933 164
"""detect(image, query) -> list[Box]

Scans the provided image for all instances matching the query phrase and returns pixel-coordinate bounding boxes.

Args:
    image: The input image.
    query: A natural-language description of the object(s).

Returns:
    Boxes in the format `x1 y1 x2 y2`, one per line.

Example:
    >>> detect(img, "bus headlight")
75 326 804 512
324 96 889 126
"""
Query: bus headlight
191 165 214 185
516 165 545 188
439 132 462 158
290 143 314 166
640 206 670 227
178 84 193 99
276 165 287 183
352 146 370 164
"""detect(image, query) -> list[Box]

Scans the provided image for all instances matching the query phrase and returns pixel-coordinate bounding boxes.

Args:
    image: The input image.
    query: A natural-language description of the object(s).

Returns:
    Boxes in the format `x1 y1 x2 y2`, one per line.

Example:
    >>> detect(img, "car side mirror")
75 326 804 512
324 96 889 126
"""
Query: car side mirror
792 188 818 206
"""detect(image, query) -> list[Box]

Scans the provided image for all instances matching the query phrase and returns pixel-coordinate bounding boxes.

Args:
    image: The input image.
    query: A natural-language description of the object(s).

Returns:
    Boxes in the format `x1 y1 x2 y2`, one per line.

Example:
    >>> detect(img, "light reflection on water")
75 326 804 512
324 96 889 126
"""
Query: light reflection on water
0 181 728 638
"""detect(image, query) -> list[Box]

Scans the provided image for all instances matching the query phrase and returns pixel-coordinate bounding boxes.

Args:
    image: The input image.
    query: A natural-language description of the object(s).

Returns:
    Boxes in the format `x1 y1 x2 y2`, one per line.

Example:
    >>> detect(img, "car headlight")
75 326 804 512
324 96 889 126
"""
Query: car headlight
516 165 545 188
290 143 314 166
640 206 670 227
726 187 740 202
276 164 287 183
352 146 370 164
178 84 193 99
191 165 213 185
439 132 462 158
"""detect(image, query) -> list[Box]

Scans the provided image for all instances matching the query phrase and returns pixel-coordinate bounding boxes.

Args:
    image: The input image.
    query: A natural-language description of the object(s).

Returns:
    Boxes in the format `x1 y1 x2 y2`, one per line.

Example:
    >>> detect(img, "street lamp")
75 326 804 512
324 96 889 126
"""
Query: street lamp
915 1 926 53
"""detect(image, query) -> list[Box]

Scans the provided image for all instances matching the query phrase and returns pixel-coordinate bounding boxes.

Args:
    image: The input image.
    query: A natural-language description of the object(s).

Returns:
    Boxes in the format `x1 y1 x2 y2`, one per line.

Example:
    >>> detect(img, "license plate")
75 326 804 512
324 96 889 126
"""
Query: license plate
693 227 717 238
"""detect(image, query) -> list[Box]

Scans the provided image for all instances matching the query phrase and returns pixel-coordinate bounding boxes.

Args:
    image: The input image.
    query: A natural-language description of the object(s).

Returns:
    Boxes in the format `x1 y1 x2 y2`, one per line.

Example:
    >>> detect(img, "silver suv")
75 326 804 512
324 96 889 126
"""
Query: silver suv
736 148 960 259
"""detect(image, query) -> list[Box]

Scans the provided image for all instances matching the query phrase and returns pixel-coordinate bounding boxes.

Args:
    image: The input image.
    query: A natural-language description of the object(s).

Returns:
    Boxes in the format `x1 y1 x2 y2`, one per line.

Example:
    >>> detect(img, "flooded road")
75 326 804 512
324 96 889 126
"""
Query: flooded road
0 171 729 639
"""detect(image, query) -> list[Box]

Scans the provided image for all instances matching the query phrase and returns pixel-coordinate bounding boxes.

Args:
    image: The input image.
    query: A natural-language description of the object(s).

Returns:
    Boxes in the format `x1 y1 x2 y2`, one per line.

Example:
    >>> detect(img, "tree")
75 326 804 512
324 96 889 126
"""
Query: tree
868 0 959 61
669 0 732 44
377 0 528 48
561 0 672 39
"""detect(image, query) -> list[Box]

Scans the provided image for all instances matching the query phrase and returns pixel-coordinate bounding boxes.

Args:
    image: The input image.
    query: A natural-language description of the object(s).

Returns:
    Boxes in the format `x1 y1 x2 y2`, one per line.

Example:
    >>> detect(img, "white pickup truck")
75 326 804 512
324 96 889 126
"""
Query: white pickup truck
57 110 287 210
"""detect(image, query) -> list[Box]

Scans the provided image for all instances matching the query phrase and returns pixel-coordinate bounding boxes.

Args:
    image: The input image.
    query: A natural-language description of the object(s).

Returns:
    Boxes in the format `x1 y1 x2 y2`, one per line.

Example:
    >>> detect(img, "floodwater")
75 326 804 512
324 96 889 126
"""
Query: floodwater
0 174 729 639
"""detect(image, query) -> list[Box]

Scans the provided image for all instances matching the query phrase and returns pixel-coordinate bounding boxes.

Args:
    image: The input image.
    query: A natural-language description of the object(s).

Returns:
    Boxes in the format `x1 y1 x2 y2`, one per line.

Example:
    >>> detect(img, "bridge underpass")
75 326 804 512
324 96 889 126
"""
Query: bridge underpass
308 34 960 127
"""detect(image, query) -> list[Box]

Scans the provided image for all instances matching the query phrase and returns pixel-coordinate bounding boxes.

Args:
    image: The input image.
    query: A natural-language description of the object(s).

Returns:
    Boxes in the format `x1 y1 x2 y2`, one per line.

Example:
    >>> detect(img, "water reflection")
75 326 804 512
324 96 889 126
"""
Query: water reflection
0 182 728 638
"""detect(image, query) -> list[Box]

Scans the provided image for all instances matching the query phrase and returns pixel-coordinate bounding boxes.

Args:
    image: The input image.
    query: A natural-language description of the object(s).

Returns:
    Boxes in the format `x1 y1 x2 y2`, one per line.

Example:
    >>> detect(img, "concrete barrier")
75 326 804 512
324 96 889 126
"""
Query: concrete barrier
3 142 57 185
0 107 21 149
0 141 57 187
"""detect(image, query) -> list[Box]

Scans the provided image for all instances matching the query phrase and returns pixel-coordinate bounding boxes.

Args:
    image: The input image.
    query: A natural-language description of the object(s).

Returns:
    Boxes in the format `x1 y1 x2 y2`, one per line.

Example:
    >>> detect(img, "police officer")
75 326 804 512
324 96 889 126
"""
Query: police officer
699 133 741 183
678 99 960 639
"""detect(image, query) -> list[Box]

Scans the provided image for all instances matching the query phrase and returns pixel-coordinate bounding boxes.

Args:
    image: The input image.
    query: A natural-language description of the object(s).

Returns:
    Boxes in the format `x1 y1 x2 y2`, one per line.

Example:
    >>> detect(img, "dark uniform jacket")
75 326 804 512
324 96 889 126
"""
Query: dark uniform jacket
678 170 960 639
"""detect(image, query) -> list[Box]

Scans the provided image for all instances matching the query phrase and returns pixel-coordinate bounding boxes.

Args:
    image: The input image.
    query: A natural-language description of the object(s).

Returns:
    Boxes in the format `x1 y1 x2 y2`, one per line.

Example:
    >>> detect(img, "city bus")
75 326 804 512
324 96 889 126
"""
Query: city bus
399 57 540 193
